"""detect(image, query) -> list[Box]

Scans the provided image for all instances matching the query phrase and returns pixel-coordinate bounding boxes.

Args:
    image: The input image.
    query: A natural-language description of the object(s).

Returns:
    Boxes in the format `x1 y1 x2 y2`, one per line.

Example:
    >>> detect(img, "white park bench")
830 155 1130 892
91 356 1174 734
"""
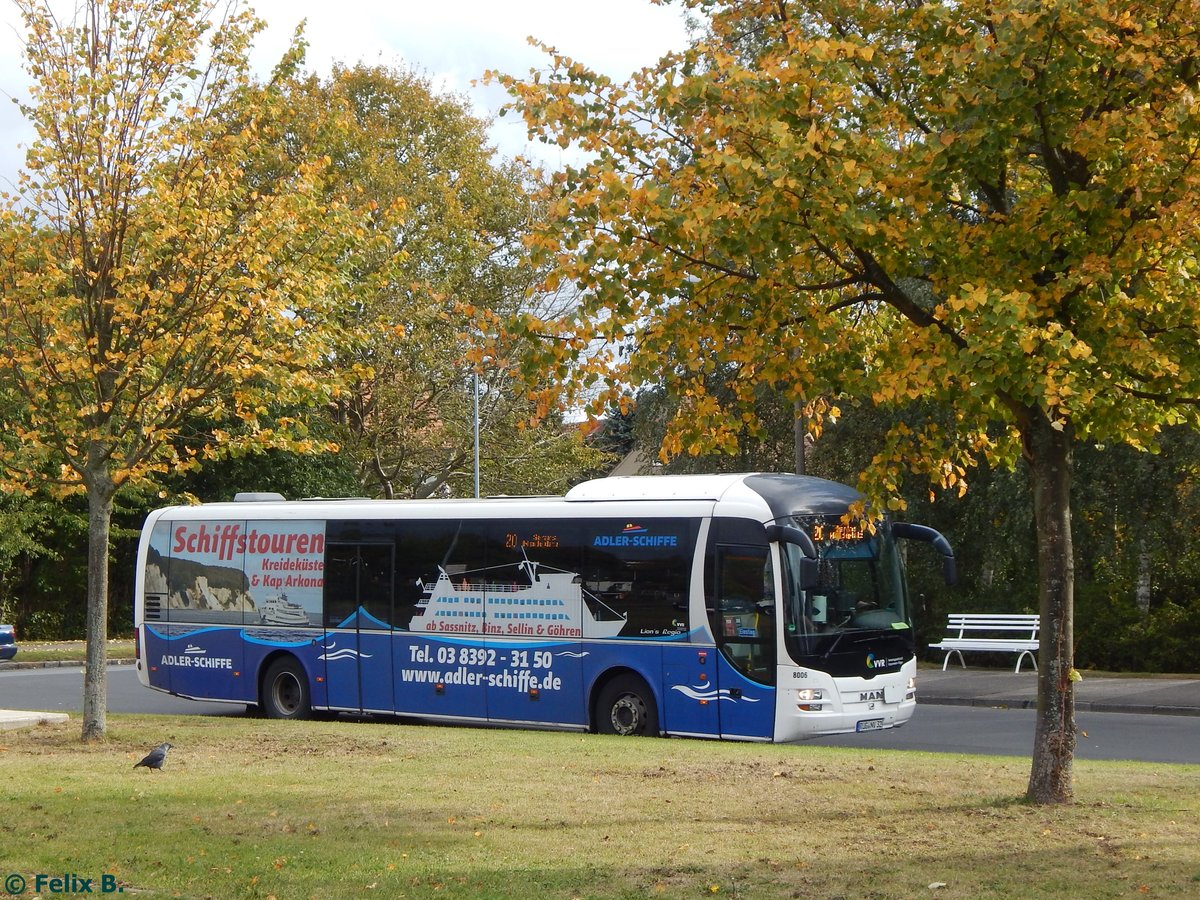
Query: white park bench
929 613 1040 673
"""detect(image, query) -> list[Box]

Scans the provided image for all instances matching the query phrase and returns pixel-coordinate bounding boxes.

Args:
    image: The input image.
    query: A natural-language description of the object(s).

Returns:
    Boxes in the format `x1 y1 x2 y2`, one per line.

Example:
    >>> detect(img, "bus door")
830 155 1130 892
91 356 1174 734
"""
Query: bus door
483 558 585 728
323 543 395 713
710 543 776 740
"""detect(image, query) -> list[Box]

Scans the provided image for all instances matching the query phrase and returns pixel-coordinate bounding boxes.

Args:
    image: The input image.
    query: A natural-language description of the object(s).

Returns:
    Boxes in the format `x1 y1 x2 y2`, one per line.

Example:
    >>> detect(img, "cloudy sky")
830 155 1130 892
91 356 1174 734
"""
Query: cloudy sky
0 0 693 184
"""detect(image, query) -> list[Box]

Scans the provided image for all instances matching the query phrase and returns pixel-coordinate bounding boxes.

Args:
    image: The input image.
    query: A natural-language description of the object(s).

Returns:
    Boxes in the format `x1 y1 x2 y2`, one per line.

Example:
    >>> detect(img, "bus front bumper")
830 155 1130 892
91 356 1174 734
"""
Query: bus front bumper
774 667 918 741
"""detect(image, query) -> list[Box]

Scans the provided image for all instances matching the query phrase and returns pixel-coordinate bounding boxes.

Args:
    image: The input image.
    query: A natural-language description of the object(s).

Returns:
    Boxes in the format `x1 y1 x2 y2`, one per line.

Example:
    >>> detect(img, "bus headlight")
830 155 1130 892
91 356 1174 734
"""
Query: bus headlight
906 676 916 700
796 688 824 711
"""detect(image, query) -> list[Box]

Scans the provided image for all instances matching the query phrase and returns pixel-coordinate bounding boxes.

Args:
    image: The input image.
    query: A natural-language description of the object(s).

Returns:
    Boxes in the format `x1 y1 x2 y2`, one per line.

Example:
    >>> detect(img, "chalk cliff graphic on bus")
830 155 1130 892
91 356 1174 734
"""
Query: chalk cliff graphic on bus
144 519 326 625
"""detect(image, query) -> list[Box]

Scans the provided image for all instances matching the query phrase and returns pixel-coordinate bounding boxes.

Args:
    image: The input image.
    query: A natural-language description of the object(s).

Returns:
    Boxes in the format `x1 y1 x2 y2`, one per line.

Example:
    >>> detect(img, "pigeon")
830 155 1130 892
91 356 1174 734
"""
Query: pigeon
133 742 174 772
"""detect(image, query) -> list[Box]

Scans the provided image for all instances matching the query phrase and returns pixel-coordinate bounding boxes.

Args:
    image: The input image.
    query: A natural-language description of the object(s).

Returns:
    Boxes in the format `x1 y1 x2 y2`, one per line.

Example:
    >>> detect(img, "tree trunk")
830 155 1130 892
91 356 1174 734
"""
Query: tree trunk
1025 415 1076 804
82 472 116 742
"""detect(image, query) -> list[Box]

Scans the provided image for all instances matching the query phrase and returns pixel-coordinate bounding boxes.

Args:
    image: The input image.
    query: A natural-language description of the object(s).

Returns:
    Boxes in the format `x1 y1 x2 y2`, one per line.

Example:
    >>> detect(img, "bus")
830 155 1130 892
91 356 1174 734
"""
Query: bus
133 472 955 741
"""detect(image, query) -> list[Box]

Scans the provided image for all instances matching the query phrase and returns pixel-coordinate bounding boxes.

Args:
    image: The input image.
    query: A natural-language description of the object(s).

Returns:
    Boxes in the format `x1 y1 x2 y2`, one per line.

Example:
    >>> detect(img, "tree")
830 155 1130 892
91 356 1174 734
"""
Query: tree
620 379 804 475
495 0 1200 802
0 0 353 740
253 64 603 499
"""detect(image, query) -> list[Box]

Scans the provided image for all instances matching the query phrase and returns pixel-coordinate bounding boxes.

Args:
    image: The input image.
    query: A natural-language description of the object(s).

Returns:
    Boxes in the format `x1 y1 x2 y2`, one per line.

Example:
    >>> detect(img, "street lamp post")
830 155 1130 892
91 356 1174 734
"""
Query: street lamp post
473 369 481 498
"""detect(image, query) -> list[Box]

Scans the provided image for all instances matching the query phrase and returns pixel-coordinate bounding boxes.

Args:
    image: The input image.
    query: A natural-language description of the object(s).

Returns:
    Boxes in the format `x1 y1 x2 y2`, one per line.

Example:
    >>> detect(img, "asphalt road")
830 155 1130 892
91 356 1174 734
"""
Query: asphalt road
3 663 1199 763
1 664 240 718
812 703 1200 763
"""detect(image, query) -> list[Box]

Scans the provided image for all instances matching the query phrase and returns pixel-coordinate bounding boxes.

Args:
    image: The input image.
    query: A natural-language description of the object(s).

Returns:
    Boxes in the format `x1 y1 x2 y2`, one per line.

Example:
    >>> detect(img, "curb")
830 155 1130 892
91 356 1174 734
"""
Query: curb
1086 703 1198 717
918 696 1200 717
2 658 136 671
0 710 70 731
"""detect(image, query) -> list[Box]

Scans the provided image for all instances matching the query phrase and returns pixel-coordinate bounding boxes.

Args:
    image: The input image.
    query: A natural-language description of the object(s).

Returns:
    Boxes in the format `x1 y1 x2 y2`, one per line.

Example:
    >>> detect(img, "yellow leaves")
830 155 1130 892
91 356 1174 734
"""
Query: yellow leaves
0 20 351 497
940 460 970 498
945 283 994 315
801 37 874 65
481 0 1200 493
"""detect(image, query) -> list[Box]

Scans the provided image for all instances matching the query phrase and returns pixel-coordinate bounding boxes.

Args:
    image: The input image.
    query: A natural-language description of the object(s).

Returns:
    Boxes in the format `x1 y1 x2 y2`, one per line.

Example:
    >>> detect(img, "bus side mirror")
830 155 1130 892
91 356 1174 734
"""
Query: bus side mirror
763 523 817 559
891 522 957 586
764 524 820 588
798 557 820 590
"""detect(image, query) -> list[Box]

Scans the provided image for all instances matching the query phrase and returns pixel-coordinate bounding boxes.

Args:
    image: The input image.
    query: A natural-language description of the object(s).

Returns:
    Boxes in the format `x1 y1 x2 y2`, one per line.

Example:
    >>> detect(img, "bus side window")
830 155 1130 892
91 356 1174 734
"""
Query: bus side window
583 518 693 638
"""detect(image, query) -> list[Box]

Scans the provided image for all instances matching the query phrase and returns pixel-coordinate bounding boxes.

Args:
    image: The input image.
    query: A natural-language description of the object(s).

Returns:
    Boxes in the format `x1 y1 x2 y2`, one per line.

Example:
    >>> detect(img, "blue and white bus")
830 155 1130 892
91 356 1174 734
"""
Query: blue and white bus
134 473 954 741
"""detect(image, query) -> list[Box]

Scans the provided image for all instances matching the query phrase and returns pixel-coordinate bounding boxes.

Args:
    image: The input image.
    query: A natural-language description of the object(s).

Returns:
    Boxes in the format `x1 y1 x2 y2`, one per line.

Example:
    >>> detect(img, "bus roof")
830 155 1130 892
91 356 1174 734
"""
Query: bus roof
145 473 863 523
566 473 862 519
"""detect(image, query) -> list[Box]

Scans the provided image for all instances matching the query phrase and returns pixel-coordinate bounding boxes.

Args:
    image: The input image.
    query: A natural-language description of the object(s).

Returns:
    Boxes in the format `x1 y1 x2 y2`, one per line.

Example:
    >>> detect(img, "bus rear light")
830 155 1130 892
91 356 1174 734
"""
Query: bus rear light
134 631 141 662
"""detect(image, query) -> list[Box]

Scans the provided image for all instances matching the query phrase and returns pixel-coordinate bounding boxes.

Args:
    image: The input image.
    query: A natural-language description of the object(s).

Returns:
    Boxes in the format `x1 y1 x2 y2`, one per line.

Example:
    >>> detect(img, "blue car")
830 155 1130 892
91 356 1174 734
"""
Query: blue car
0 624 16 662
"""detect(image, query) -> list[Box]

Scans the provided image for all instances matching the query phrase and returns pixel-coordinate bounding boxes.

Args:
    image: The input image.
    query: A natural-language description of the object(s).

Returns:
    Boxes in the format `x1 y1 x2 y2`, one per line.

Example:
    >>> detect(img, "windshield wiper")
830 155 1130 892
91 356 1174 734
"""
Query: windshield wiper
821 628 889 659
821 631 846 659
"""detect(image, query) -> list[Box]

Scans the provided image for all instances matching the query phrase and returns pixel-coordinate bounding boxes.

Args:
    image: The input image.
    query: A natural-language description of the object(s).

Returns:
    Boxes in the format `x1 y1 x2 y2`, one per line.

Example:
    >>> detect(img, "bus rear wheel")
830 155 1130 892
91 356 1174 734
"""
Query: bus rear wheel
261 657 311 720
596 675 659 737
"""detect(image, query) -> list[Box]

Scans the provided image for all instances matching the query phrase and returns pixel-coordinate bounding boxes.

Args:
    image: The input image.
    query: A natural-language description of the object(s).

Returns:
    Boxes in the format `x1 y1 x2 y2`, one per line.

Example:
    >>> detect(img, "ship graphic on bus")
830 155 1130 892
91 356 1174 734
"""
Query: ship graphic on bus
258 593 311 626
413 557 628 638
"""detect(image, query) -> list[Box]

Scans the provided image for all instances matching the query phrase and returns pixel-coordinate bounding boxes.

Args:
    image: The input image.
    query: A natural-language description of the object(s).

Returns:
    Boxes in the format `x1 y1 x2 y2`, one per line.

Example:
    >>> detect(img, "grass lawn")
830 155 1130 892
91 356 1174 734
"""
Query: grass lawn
1 715 1197 898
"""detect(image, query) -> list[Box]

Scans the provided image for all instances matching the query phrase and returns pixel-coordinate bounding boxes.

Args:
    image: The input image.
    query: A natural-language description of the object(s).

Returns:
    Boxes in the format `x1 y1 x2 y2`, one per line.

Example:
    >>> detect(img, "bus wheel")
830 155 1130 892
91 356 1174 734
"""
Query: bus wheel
596 675 659 737
261 657 311 720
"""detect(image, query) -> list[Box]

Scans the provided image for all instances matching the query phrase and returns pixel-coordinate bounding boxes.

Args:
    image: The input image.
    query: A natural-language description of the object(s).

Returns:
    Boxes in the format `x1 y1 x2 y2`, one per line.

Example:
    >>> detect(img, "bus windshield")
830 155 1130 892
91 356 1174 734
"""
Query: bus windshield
780 518 909 661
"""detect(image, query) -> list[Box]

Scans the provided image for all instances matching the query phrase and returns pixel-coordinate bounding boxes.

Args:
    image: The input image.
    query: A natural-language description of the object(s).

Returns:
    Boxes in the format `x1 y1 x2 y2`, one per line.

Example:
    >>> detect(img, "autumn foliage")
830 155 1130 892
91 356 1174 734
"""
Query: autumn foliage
0 0 353 739
496 0 1200 803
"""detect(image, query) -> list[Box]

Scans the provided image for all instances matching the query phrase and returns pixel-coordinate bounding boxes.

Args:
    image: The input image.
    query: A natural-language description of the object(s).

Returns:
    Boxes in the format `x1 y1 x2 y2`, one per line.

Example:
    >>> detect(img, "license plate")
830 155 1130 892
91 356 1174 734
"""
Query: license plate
856 718 886 733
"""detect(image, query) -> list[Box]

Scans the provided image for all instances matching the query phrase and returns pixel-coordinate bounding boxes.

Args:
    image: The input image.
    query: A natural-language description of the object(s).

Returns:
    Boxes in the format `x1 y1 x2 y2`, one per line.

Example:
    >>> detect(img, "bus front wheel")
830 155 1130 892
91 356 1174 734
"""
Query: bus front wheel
596 675 659 737
261 657 311 720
